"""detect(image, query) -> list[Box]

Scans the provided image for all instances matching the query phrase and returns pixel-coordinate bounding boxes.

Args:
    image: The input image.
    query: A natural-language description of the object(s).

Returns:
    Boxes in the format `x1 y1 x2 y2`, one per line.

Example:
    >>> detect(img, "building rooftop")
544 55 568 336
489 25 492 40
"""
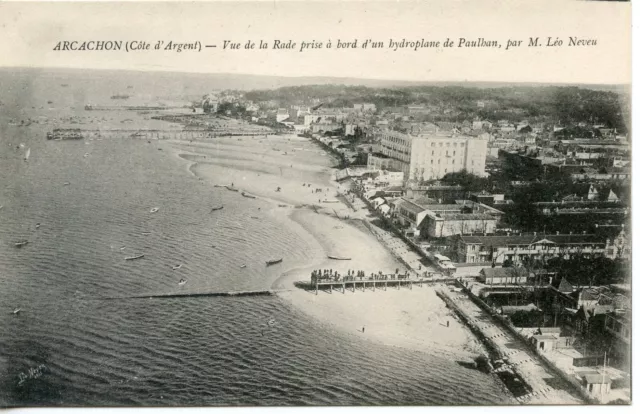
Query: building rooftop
481 267 531 279
557 278 575 294
460 233 605 247
397 199 428 215
583 374 612 384
434 212 496 221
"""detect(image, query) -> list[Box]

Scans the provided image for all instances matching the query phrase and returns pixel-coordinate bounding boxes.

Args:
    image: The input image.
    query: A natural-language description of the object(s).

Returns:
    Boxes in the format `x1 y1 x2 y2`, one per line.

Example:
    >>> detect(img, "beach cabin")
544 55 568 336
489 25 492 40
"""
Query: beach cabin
531 334 557 352
581 374 612 397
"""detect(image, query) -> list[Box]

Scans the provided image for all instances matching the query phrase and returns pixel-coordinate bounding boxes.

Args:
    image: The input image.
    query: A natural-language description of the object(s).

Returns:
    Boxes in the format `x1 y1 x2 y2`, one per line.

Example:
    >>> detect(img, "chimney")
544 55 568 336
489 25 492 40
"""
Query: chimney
534 232 537 236
556 231 560 235
569 231 573 235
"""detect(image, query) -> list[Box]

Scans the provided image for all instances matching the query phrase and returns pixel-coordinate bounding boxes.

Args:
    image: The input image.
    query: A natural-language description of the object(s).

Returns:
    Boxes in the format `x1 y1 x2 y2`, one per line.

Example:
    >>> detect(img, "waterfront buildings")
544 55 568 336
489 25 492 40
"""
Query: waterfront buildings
368 129 488 181
454 231 627 265
393 198 502 238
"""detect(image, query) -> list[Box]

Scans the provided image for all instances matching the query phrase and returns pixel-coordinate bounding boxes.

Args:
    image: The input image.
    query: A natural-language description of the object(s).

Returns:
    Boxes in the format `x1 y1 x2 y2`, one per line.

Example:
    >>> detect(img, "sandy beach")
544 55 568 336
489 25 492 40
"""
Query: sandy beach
163 127 486 361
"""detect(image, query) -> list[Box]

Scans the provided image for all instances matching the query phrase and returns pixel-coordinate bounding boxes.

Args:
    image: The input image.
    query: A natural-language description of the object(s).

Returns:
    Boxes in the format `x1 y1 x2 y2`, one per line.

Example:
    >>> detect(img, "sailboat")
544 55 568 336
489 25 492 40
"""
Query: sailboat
24 148 30 161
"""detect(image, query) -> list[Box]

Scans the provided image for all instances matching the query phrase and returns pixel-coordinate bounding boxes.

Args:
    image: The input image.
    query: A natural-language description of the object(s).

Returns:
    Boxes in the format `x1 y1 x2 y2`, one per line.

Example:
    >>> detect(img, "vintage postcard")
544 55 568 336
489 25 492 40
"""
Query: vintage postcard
0 0 632 408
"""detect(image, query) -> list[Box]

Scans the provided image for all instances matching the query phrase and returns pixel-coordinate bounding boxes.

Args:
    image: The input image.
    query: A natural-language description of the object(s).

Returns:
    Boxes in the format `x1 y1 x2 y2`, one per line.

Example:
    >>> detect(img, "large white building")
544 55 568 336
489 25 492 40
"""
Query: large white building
368 130 488 181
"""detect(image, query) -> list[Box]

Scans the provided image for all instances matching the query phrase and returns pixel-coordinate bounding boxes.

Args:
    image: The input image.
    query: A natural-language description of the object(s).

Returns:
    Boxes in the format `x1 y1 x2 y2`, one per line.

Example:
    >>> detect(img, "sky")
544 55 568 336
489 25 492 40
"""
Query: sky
0 0 632 85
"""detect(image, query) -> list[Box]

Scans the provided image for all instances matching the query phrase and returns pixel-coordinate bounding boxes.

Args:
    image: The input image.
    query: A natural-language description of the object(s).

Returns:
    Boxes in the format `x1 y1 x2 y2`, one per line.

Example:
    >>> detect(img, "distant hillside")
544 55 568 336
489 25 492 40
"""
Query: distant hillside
0 67 628 94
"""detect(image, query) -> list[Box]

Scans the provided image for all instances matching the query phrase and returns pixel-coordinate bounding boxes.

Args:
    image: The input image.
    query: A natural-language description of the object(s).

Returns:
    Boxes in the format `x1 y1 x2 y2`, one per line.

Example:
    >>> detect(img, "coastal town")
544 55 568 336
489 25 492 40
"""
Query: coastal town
28 82 631 405
188 85 631 404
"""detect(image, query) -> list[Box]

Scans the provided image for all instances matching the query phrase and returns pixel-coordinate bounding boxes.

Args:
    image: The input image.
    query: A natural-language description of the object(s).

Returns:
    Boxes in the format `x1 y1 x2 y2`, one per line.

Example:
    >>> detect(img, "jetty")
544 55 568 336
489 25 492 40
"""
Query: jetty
103 289 291 300
46 127 272 141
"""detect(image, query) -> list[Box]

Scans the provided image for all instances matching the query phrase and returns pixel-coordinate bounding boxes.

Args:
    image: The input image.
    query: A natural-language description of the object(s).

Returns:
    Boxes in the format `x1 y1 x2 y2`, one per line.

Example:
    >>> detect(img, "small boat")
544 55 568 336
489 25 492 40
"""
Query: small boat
225 186 239 192
150 207 159 213
240 264 246 268
125 254 144 261
328 255 351 260
35 223 41 229
241 192 257 199
14 241 28 248
83 153 89 158
178 279 187 286
63 182 70 186
210 206 224 212
267 318 276 327
172 264 182 270
266 258 283 266
141 232 152 236
120 246 126 250
24 148 30 161
13 308 21 315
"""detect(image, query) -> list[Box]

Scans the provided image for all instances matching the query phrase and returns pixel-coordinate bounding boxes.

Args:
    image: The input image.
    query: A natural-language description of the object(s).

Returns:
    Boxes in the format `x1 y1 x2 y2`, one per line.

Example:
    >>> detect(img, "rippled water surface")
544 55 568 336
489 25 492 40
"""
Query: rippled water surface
0 71 510 406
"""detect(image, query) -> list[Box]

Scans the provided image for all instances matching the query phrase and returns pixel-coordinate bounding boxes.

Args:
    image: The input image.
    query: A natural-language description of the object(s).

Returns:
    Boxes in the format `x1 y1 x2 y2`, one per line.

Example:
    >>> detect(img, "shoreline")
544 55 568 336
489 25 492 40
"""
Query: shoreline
162 133 490 363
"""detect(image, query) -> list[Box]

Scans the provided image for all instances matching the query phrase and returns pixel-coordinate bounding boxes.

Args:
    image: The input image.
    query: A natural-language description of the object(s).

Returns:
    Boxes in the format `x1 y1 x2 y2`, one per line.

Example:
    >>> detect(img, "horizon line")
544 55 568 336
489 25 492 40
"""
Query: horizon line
0 65 630 89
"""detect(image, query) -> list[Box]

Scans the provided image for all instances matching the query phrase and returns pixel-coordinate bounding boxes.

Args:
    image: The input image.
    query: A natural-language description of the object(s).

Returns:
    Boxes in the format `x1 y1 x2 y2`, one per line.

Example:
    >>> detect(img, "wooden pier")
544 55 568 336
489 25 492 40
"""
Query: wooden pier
313 276 454 295
46 127 274 141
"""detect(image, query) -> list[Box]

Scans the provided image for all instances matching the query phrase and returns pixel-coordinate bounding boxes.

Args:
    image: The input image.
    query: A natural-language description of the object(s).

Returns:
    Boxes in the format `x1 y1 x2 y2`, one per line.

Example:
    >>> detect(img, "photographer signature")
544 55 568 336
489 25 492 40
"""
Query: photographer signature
17 364 47 386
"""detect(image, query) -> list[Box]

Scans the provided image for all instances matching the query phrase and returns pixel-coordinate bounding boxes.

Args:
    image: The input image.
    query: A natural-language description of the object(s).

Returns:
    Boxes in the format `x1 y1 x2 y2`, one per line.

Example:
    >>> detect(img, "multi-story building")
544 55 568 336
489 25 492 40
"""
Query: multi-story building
393 198 502 238
368 130 488 181
605 309 631 369
454 232 625 264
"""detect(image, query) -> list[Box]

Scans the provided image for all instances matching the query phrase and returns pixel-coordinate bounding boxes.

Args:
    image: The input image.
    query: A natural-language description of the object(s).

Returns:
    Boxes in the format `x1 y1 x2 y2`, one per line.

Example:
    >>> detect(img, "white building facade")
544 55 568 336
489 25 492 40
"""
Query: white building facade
373 130 488 181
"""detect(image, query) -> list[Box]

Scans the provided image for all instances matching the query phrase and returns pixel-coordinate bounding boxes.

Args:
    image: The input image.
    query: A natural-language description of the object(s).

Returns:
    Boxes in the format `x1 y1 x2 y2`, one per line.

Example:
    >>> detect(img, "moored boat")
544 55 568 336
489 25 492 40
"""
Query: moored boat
241 192 257 199
265 258 283 266
225 186 239 192
125 254 144 261
150 207 159 213
210 206 224 212
327 255 351 260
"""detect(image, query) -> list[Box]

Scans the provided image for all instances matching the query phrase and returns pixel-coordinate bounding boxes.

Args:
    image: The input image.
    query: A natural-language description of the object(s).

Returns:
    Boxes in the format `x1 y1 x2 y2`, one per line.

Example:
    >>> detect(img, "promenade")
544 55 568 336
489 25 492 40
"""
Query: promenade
437 286 585 404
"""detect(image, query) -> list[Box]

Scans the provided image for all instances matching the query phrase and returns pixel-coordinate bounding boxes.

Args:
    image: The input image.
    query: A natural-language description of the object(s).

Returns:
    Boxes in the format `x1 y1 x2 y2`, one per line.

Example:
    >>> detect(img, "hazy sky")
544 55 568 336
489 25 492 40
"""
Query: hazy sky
0 1 631 84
